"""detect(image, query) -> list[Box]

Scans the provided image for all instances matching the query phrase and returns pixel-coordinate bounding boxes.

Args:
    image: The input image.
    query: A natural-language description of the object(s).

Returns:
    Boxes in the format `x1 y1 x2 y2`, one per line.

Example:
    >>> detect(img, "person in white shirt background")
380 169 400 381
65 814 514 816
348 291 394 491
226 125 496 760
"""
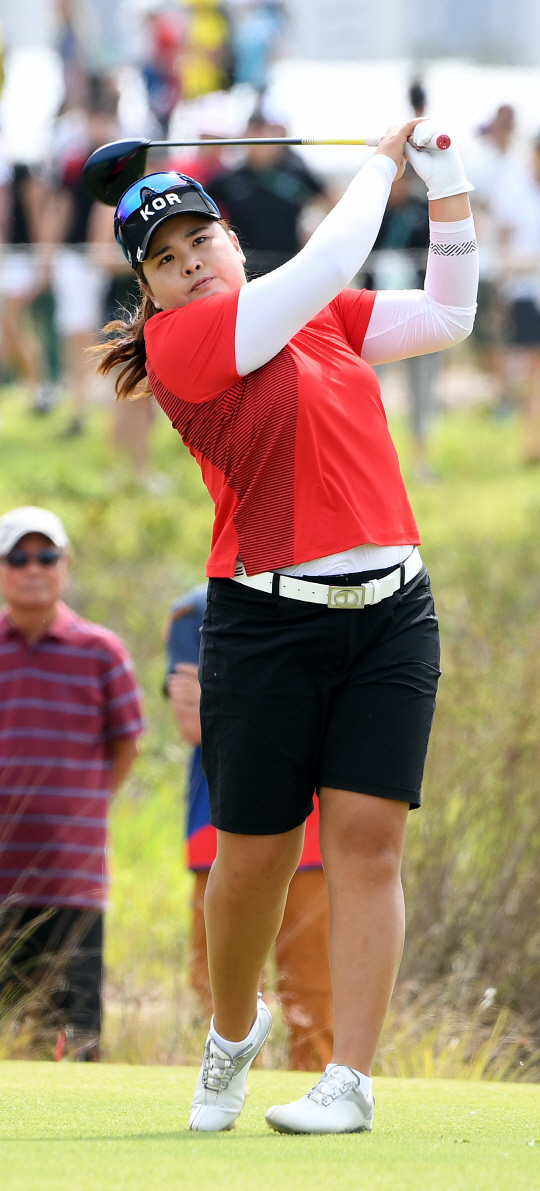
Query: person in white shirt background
464 105 526 416
492 134 540 463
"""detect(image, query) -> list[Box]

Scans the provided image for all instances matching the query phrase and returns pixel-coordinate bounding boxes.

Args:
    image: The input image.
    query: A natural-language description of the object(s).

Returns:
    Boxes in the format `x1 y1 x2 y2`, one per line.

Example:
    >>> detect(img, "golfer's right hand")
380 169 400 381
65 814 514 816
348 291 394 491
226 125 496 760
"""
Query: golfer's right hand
375 118 428 179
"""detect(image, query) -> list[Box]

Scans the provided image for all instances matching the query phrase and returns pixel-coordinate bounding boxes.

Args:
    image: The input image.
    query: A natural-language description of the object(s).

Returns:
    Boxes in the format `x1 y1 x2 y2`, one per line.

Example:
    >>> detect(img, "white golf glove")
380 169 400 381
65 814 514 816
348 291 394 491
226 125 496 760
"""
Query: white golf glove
405 120 474 201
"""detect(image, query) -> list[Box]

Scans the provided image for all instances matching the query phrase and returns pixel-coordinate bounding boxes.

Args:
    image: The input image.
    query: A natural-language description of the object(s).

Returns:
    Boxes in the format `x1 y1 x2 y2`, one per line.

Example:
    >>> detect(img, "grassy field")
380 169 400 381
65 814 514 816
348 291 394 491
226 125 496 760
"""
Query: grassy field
2 373 540 1072
1 1063 540 1191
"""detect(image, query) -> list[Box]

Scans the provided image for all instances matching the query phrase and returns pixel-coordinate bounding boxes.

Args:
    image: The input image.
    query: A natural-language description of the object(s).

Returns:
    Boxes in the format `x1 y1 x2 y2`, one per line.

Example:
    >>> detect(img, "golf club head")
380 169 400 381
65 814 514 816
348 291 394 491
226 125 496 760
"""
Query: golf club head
83 139 151 206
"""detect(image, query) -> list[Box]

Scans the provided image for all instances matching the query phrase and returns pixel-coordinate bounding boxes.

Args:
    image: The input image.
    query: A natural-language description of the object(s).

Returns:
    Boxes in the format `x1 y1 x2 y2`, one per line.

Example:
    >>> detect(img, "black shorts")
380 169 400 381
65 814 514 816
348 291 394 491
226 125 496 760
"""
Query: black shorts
199 563 441 835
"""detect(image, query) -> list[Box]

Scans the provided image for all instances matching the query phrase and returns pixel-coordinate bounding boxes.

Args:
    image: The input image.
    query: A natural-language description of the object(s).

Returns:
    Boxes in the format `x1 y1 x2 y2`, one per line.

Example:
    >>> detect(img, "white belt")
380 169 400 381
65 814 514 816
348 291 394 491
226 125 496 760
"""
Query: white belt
232 548 423 608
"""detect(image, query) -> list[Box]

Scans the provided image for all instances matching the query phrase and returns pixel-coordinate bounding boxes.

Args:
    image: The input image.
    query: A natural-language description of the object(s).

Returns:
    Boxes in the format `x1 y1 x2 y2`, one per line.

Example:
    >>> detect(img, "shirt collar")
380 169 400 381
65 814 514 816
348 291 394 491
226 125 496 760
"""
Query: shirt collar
0 601 75 643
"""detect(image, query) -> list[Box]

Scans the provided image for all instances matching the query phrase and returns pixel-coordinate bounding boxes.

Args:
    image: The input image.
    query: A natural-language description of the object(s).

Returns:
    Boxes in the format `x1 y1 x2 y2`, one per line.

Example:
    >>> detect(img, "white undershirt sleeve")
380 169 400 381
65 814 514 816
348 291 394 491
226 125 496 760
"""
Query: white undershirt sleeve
234 154 397 376
361 216 478 365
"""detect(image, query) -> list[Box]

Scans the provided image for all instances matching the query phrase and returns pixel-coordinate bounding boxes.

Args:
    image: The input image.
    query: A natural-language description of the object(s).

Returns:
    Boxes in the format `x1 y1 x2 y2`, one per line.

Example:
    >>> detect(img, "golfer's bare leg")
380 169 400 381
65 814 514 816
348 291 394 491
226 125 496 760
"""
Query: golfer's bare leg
319 788 408 1075
205 825 305 1041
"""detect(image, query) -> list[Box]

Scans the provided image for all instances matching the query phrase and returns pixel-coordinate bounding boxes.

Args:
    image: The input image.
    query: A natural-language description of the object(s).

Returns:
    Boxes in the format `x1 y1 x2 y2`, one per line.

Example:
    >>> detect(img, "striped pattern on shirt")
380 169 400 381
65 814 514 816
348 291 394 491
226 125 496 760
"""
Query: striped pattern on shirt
0 603 143 910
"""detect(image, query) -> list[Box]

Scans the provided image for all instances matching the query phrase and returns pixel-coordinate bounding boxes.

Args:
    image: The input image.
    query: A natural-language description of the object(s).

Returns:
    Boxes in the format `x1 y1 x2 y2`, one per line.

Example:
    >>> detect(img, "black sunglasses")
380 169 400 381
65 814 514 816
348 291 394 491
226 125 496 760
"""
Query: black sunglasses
3 548 63 568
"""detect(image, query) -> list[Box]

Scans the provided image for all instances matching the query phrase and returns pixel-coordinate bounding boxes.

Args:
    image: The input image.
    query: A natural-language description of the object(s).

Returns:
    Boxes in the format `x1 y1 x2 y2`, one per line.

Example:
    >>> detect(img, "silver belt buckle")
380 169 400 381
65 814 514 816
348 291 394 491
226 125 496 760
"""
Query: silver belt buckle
327 585 366 609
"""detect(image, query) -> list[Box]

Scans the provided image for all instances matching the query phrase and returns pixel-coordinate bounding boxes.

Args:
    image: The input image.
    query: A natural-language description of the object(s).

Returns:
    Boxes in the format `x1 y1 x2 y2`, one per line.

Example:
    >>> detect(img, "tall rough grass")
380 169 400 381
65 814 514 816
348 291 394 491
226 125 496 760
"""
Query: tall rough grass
1 388 540 1076
387 530 540 1079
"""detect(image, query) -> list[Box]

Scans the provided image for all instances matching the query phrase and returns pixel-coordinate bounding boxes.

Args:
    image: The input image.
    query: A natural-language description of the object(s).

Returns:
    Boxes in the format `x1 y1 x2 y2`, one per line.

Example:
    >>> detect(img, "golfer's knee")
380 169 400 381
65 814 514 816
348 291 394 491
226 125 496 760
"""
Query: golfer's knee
211 864 284 907
326 821 403 881
218 825 302 866
359 846 402 888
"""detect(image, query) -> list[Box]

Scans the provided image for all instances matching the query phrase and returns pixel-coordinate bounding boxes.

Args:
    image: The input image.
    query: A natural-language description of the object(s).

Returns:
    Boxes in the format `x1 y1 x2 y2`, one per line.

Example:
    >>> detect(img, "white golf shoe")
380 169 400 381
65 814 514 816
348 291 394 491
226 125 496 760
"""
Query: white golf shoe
189 995 272 1132
265 1063 374 1134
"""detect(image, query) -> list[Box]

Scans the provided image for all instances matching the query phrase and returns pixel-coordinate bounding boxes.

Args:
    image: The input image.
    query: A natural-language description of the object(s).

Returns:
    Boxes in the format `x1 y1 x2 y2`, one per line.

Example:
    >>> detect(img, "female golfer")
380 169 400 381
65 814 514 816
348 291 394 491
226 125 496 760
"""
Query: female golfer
98 118 478 1134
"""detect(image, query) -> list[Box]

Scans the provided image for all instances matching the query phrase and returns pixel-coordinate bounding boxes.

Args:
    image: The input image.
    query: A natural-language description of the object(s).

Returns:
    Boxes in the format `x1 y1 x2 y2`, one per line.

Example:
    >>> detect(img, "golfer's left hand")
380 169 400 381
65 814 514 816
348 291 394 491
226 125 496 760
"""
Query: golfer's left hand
405 121 474 200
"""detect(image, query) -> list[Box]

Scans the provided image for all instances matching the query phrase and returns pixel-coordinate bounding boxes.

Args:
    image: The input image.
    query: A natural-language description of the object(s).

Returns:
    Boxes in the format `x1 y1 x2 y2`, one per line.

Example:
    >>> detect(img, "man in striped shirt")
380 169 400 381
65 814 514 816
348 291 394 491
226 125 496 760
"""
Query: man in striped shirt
0 506 143 1059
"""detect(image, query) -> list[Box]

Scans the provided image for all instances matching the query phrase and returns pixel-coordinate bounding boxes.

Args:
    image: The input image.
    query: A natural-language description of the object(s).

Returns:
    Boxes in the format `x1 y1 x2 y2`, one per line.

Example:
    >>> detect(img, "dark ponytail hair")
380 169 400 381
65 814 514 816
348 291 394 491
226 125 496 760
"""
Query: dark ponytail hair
94 269 156 401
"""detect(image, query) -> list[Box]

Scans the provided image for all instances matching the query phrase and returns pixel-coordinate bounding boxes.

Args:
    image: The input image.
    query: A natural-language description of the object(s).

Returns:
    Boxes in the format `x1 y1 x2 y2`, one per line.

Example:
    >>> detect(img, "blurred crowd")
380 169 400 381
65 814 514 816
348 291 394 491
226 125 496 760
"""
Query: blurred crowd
0 6 540 476
0 0 289 460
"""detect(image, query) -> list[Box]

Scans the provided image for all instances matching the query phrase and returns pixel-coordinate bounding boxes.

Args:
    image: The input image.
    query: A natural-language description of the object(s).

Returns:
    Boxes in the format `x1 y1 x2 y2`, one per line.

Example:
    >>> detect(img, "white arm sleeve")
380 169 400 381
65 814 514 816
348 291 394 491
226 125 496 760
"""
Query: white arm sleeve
361 215 478 365
234 154 397 376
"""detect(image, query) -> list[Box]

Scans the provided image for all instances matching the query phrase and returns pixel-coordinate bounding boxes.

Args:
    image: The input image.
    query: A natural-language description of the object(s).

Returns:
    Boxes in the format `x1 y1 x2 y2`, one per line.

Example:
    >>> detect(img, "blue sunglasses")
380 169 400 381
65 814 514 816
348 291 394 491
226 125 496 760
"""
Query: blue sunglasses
116 171 220 223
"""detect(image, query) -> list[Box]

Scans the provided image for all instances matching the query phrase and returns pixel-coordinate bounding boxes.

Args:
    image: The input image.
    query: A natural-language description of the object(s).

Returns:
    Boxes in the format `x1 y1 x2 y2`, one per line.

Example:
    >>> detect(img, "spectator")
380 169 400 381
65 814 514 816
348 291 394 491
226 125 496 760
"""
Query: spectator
50 73 120 437
468 105 522 206
208 110 327 275
406 80 431 201
408 78 426 119
0 159 57 413
141 10 183 135
493 135 540 463
170 90 239 188
0 506 143 1060
165 585 333 1071
465 105 523 404
228 1 285 92
179 1 233 102
90 204 156 478
57 0 89 113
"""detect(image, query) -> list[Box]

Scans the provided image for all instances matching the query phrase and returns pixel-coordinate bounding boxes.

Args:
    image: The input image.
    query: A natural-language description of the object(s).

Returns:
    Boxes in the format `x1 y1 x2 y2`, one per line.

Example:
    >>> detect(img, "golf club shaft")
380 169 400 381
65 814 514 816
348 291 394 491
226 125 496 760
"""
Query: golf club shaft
151 137 387 148
81 127 452 207
150 132 451 151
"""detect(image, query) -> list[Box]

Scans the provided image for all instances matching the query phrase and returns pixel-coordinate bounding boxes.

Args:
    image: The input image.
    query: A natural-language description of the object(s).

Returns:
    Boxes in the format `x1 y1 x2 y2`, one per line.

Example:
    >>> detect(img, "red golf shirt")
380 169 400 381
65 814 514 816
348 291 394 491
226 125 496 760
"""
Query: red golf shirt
145 286 420 577
0 602 143 910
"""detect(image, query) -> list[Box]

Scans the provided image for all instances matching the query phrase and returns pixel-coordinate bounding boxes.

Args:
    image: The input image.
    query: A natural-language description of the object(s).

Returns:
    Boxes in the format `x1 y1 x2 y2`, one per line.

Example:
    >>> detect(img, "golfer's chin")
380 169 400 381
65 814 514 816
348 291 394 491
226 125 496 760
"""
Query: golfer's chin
185 277 232 304
164 277 237 309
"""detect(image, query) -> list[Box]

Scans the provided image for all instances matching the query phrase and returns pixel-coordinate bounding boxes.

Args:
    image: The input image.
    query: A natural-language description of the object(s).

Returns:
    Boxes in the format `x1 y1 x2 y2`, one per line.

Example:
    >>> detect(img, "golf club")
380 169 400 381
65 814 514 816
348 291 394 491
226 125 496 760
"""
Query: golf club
83 131 452 207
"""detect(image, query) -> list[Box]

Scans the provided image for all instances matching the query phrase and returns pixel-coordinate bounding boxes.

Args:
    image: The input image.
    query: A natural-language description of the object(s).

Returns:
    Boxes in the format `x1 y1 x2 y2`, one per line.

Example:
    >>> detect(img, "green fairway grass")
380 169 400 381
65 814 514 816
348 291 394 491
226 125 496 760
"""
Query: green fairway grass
1 1063 540 1191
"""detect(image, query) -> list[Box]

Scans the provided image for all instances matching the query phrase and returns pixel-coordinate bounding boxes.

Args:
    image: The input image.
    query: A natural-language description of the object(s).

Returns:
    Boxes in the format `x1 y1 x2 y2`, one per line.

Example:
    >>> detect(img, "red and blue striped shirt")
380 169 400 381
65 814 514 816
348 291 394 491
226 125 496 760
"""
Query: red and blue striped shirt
0 602 143 910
